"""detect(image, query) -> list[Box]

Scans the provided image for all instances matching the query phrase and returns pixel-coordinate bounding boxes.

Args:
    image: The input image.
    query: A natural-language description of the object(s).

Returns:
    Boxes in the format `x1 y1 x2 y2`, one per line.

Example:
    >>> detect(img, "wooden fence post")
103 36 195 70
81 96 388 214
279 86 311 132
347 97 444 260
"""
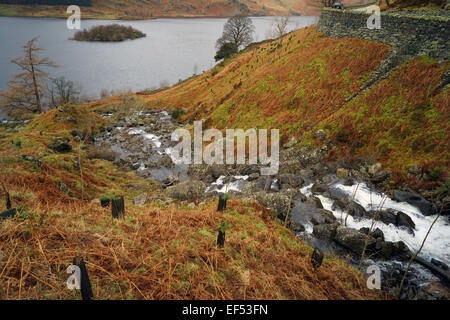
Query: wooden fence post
73 256 93 300
111 196 125 219
217 229 225 248
217 195 227 211
6 192 11 210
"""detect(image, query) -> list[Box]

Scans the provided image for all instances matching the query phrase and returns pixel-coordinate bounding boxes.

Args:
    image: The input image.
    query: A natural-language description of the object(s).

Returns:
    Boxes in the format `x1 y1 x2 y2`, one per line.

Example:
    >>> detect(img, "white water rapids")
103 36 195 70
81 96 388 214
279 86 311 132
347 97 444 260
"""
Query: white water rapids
301 183 450 265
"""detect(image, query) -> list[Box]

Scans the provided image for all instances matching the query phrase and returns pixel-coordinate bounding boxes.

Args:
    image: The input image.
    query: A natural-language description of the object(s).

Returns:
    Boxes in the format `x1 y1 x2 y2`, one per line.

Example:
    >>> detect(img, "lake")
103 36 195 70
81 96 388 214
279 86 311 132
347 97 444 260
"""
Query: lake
0 16 318 102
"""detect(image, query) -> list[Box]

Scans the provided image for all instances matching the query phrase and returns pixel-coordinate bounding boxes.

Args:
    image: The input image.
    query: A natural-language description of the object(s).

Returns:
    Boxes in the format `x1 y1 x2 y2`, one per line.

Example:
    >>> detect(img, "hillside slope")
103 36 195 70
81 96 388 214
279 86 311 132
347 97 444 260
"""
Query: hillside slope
141 26 449 189
0 104 383 300
0 0 375 19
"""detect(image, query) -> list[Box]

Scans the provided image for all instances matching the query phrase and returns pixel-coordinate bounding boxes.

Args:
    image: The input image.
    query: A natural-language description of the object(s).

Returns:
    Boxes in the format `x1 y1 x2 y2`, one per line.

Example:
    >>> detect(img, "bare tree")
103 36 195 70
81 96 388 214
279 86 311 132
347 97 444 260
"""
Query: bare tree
216 15 255 52
48 77 81 108
0 37 57 118
271 16 290 38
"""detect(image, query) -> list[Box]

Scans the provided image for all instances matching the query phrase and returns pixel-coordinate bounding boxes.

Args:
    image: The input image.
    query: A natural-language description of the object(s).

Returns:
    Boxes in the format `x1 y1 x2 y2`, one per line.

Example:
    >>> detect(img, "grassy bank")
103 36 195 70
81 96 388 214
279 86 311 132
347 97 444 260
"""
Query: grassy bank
0 103 383 300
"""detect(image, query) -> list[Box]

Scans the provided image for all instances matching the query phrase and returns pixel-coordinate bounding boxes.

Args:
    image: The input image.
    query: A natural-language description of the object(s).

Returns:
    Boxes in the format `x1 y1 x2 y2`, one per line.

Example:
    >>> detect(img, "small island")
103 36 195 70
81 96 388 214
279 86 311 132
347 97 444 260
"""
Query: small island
71 24 146 42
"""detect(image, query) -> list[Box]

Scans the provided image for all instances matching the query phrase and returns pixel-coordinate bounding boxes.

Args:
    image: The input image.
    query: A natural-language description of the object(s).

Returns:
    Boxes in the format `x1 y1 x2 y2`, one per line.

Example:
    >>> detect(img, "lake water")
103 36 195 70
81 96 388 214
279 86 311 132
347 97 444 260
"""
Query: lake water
0 16 318 102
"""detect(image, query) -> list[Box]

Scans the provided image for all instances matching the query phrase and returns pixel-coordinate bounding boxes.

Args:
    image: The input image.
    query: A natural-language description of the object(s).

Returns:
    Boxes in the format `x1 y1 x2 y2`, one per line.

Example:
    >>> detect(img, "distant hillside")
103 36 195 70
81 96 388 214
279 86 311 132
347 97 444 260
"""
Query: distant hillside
0 0 376 19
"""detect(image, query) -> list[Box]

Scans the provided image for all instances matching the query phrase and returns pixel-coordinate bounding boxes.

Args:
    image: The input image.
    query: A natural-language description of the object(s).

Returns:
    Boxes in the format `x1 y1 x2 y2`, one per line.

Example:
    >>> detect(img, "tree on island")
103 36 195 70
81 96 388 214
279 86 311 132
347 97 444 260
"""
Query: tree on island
0 37 57 119
215 15 255 61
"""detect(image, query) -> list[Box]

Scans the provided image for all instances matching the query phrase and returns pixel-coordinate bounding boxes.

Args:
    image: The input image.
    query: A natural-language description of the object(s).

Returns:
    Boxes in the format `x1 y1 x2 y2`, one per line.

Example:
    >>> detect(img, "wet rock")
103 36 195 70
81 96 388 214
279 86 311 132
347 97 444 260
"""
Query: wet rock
392 190 435 216
334 226 376 254
431 259 449 270
248 172 260 181
311 182 328 194
331 199 347 211
371 209 397 225
133 193 147 206
379 241 410 259
164 180 206 202
347 201 367 219
313 223 338 241
318 209 337 224
328 185 350 201
359 227 385 241
290 198 334 227
255 192 291 220
312 196 323 209
278 173 303 188
290 221 305 233
396 211 416 233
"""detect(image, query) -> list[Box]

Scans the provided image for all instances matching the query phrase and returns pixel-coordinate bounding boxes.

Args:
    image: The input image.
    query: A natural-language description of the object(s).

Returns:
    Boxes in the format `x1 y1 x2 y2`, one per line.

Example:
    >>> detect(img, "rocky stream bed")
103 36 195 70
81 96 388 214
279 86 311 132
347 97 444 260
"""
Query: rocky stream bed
93 109 450 300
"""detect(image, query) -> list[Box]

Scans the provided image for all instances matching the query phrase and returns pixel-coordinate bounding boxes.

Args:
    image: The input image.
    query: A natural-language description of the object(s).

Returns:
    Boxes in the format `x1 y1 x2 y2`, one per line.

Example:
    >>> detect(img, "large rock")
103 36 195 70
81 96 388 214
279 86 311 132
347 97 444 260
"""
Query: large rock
255 192 291 220
164 180 206 202
278 173 303 188
334 226 376 254
347 201 367 219
313 223 338 241
396 211 416 233
392 190 435 216
379 241 410 259
133 193 148 206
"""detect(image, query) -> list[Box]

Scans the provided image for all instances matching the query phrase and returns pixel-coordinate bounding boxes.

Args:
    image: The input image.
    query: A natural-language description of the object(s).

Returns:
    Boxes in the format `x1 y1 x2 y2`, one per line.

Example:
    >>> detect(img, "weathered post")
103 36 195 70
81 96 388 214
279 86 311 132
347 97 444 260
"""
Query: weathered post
217 222 226 248
217 196 226 211
217 194 229 212
311 247 324 270
6 192 11 210
111 196 125 219
73 256 94 300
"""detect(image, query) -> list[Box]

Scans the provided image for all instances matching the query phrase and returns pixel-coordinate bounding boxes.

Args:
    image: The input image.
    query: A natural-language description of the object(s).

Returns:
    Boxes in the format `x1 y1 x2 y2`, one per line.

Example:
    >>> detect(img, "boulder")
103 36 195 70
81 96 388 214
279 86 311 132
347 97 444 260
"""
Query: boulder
311 182 328 194
347 201 367 219
392 190 435 216
359 227 384 241
396 211 416 233
278 173 303 188
290 221 305 233
334 226 376 254
373 209 397 225
313 223 338 241
133 193 147 206
255 192 291 220
379 241 410 259
164 180 206 202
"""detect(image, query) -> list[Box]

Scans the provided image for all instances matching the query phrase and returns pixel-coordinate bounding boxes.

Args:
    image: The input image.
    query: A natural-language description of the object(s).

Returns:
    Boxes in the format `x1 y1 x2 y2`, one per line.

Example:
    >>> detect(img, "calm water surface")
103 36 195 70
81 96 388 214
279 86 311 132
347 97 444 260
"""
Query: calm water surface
0 16 318 100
